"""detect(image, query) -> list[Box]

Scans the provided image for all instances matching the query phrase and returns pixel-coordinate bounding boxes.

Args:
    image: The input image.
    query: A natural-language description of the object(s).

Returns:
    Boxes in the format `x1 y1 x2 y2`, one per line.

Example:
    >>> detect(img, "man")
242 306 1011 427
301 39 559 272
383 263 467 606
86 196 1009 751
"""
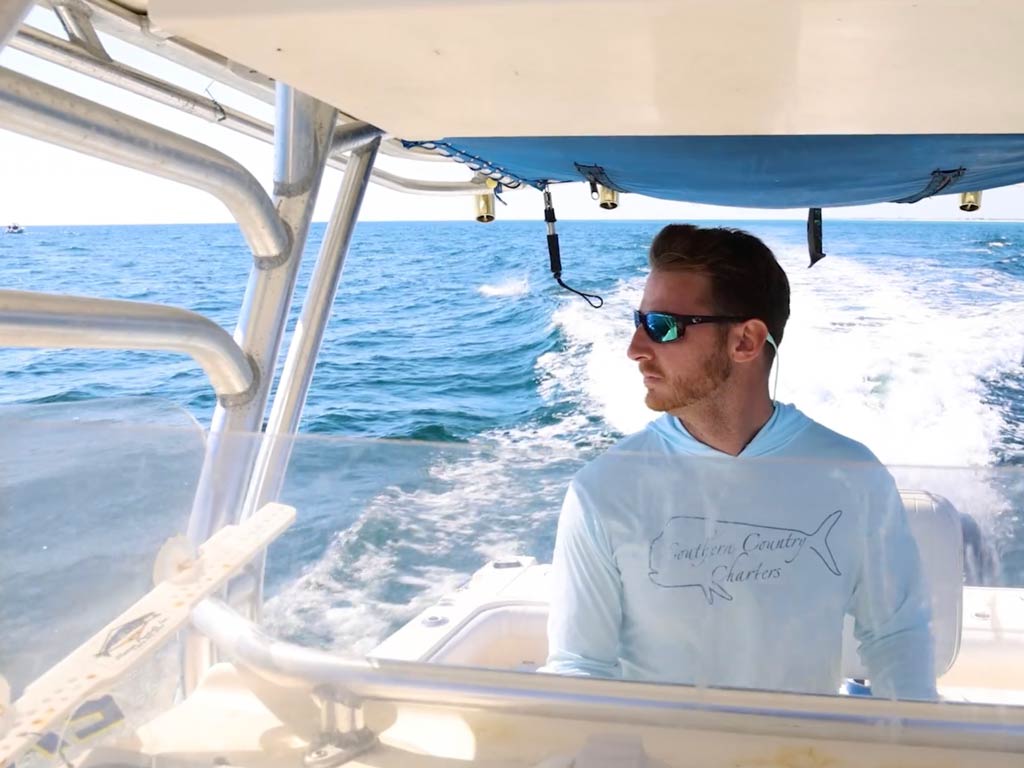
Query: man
543 224 936 700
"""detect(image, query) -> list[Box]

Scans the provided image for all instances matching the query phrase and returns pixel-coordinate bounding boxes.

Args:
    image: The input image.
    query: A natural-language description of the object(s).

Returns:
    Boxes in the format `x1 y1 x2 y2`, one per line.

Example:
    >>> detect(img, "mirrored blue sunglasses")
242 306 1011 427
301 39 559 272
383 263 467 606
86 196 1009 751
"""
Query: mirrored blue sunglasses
633 309 749 343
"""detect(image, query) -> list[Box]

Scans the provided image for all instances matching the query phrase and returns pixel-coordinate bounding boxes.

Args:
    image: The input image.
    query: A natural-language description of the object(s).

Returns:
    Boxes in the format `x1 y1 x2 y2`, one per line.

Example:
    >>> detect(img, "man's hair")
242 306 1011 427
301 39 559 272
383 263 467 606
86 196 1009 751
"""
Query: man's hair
648 224 791 355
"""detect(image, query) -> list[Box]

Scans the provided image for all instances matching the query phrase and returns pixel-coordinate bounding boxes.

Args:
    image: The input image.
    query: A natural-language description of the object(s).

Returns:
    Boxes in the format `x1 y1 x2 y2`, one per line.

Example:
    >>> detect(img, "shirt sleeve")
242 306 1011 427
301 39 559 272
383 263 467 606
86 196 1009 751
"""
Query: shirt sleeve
541 479 624 678
848 471 937 700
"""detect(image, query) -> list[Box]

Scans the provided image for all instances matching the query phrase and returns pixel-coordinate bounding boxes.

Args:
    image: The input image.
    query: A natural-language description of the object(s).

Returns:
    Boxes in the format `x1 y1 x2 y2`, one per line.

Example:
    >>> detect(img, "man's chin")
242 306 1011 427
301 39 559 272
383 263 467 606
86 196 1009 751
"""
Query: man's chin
644 391 676 413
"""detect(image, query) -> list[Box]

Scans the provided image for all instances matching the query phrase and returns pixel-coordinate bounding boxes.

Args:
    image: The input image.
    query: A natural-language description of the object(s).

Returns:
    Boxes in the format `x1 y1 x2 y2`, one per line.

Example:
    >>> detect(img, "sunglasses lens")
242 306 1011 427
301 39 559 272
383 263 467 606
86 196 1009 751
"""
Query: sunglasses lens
634 311 682 343
637 312 676 343
650 314 679 342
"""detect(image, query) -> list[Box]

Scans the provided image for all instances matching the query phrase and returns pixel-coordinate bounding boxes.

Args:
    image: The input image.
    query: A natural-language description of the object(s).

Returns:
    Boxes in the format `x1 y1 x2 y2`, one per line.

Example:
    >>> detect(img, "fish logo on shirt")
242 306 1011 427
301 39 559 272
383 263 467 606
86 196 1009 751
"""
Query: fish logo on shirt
648 510 842 605
95 611 164 658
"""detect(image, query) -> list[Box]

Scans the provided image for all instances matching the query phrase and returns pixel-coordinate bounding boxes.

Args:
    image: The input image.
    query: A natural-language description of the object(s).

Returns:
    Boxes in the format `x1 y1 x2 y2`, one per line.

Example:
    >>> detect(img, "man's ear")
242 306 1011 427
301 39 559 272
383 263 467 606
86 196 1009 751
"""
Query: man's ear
731 320 769 363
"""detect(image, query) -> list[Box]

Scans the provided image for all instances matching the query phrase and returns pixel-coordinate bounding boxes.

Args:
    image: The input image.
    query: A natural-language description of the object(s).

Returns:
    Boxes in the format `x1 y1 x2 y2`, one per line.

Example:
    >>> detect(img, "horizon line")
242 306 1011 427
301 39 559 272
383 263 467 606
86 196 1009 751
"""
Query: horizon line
8 216 1024 228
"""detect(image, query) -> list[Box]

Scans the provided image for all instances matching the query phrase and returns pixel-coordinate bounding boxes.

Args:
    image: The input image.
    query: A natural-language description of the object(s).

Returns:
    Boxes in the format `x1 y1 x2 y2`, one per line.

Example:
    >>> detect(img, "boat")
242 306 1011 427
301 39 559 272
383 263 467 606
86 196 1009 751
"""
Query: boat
1 1 1023 767
4 224 23 234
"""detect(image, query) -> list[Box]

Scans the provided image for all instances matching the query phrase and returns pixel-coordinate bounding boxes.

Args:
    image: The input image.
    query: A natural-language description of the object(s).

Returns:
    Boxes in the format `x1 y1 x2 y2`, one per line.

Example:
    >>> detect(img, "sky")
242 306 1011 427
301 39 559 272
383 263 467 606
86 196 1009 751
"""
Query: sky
2 7 1023 227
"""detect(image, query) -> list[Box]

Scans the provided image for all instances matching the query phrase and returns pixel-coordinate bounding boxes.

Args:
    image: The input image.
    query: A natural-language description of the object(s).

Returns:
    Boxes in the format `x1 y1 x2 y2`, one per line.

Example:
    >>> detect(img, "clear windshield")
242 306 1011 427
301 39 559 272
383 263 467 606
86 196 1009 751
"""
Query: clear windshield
251 431 1024 706
264 431 577 652
0 398 204 697
4 408 1024 768
5 414 1022 698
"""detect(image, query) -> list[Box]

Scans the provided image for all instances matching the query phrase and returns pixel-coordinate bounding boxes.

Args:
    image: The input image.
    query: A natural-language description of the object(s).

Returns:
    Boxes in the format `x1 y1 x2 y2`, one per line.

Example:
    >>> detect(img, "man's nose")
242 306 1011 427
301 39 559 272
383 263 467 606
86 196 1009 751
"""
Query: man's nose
627 325 652 361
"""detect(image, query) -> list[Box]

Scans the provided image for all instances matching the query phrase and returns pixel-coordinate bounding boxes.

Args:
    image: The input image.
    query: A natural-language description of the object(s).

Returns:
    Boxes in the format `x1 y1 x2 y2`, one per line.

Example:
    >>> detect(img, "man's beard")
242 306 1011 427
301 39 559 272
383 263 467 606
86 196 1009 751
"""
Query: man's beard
644 342 733 413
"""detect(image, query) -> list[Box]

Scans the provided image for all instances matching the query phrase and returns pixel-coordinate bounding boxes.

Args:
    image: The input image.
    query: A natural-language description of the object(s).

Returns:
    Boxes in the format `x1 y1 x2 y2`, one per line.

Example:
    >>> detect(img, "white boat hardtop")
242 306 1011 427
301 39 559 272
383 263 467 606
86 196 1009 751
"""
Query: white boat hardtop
1 2 1024 767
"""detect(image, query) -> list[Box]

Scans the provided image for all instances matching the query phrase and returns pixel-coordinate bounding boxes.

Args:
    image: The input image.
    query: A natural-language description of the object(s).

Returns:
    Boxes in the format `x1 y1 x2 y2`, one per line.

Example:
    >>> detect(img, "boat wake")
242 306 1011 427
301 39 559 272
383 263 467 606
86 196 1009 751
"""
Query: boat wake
265 231 1024 652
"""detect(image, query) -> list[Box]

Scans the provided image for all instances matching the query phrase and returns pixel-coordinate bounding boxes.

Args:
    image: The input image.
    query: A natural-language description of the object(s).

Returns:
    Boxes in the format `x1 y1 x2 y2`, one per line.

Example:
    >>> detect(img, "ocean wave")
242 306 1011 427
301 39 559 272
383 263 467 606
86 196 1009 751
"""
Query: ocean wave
478 277 529 297
994 255 1024 279
26 386 108 405
391 423 468 442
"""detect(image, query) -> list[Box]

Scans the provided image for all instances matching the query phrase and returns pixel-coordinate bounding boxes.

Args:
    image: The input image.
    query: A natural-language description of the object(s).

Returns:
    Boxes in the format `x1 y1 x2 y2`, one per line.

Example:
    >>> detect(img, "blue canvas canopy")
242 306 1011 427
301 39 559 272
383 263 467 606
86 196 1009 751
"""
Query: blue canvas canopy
406 135 1024 208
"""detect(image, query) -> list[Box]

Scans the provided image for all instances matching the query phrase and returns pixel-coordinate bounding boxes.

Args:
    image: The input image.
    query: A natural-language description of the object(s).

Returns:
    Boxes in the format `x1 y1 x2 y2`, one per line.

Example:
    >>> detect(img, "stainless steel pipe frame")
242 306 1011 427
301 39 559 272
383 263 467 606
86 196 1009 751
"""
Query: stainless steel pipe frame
189 598 1024 754
0 66 290 262
185 85 340 550
234 136 381 622
11 25 271 141
244 135 381 523
53 0 110 60
61 0 451 167
61 0 277 102
0 290 256 404
11 23 493 195
182 86 342 695
0 0 32 51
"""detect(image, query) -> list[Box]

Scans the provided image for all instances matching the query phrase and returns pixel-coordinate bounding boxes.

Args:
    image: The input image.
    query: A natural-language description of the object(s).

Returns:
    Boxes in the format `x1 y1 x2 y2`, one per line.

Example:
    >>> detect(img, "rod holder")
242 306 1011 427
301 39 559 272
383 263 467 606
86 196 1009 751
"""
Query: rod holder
959 191 982 212
475 193 496 222
598 185 619 210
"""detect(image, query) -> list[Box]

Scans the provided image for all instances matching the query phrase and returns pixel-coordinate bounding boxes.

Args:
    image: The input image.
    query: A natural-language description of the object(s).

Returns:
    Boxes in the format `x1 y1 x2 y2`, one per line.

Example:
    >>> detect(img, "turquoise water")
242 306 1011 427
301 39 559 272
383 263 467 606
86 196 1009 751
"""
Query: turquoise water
2 219 1024 682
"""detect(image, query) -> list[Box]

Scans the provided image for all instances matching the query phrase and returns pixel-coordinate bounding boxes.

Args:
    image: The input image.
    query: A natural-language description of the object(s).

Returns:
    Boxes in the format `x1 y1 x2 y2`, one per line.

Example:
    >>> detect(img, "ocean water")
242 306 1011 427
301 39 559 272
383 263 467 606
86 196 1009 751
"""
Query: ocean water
2 219 1024 687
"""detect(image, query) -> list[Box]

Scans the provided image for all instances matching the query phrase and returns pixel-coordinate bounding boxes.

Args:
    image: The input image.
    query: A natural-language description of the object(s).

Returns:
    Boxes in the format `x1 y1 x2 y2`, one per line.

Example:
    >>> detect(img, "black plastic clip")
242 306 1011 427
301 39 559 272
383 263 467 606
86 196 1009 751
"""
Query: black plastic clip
807 208 826 268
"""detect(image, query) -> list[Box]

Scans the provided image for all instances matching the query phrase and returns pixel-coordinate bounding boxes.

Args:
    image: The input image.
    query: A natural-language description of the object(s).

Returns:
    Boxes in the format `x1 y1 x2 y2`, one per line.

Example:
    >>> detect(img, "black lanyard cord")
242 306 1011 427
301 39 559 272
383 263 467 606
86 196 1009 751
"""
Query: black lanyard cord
544 188 604 309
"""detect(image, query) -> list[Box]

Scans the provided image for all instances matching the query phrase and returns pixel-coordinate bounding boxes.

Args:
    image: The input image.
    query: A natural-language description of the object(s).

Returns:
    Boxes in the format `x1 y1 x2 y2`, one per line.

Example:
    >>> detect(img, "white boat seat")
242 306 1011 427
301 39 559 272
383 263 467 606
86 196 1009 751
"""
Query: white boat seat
430 604 550 671
429 490 964 683
842 489 964 678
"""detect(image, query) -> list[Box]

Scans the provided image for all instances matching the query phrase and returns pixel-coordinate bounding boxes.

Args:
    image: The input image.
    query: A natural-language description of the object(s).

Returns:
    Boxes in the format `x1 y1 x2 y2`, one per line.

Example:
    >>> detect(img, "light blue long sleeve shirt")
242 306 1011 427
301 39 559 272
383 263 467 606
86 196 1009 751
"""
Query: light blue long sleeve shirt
544 404 937 700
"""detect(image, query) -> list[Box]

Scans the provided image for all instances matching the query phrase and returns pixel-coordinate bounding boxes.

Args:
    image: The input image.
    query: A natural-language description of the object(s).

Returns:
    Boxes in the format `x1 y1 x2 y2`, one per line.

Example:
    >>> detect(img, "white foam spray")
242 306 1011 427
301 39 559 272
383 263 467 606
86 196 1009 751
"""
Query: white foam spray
548 245 1024 468
478 277 530 298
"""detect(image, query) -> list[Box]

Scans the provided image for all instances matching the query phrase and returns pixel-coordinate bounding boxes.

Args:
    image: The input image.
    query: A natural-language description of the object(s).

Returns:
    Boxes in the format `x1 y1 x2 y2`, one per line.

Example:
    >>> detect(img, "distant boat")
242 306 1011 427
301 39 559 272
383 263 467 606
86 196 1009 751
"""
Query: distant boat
5 223 24 234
